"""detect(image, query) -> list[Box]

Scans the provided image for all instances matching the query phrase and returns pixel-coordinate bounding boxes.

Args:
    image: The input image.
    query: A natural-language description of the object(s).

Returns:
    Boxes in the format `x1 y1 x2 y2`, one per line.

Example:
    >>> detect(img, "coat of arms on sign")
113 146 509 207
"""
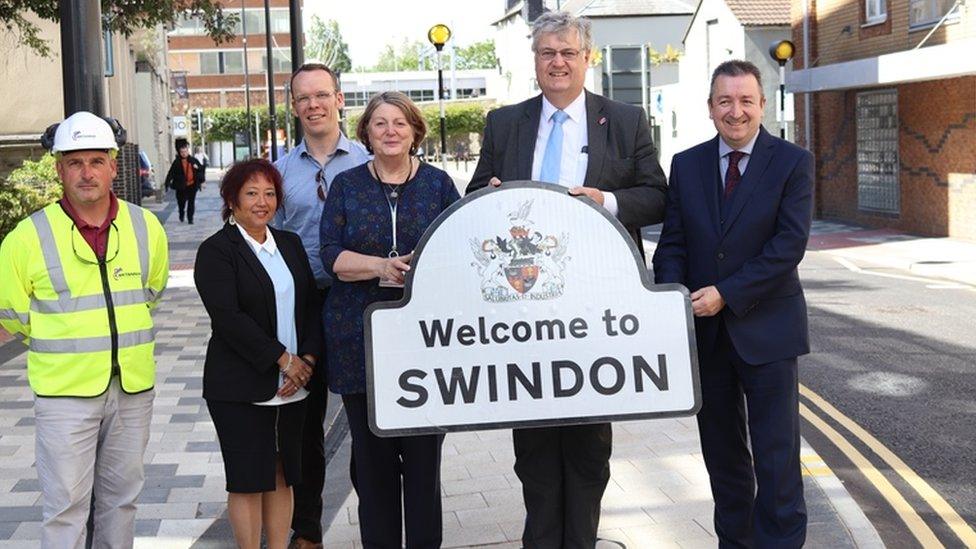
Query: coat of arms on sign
470 199 570 303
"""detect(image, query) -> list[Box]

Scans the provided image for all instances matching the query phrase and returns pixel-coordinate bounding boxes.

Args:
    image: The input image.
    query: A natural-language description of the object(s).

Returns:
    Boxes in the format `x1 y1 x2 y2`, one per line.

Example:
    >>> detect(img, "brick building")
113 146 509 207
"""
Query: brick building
167 0 298 113
789 0 976 238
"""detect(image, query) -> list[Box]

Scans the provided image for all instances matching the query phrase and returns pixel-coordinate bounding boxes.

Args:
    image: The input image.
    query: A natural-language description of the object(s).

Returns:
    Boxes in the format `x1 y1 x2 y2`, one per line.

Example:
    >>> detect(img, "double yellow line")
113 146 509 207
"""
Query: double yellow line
799 384 976 548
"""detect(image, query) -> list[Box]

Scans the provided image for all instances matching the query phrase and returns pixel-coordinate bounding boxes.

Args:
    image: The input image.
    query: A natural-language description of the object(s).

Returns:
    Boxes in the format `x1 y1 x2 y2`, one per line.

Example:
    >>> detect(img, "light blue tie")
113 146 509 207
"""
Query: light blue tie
539 110 569 184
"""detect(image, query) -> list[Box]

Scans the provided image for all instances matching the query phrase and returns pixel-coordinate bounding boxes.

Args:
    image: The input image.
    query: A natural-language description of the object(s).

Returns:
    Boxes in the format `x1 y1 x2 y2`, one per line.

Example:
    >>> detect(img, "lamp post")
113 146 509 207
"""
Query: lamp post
428 23 452 170
769 40 795 140
263 0 278 161
241 0 253 157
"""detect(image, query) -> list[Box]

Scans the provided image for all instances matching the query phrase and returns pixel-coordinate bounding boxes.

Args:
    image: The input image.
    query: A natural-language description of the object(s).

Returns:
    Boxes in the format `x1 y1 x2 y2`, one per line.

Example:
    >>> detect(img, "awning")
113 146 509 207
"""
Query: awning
788 38 976 93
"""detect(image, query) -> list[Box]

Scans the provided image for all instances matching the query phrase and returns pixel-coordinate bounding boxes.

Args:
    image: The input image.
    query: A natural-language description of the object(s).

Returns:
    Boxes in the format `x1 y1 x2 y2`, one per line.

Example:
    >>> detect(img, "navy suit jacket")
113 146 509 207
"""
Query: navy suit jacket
652 127 813 365
466 91 668 245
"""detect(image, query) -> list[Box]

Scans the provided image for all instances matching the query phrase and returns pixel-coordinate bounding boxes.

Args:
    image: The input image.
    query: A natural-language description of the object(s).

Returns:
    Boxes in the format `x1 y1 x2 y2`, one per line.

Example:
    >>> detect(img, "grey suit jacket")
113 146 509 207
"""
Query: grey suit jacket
467 91 668 241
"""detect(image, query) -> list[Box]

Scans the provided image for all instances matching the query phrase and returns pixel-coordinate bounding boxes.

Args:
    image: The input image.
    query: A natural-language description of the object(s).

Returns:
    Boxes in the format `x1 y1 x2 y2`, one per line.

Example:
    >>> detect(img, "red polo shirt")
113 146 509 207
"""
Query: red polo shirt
59 193 120 259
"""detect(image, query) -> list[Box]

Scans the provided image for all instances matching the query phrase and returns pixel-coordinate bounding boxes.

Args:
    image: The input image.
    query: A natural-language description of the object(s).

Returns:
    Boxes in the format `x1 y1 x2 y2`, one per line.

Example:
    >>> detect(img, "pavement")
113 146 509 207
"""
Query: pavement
0 162 972 547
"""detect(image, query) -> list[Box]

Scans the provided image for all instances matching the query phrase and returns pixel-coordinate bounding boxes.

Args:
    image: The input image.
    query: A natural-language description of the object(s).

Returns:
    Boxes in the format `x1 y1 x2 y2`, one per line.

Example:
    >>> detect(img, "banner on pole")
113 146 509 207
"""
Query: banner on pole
366 182 700 436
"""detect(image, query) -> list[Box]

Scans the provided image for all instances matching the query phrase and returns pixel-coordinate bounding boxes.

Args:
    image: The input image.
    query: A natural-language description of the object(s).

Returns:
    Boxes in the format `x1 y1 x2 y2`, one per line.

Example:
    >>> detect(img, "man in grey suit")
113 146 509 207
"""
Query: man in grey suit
466 11 667 548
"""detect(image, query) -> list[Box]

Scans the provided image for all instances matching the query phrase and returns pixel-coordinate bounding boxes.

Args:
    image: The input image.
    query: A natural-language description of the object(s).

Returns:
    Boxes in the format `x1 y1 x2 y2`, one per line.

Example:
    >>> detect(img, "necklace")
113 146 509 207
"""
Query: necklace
372 158 413 199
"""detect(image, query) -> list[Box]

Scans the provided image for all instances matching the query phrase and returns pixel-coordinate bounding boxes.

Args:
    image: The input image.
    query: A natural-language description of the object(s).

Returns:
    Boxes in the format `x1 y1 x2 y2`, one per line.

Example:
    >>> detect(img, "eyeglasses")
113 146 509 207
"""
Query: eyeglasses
71 222 120 265
294 91 336 108
316 169 327 201
536 48 583 62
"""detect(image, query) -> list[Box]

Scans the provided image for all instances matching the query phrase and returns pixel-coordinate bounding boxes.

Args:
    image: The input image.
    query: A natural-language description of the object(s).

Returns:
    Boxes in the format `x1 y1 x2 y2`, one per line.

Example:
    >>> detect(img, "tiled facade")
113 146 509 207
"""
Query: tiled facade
792 0 976 239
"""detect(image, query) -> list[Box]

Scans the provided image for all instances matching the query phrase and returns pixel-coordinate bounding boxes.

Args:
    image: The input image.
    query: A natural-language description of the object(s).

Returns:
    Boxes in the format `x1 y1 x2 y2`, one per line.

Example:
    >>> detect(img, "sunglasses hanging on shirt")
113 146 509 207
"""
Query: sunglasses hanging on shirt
316 169 327 201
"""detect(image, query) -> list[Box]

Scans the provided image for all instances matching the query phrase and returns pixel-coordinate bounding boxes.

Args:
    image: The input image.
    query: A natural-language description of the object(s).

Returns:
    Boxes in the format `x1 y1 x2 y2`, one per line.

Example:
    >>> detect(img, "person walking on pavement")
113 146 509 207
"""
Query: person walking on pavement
194 160 322 549
272 62 369 549
320 91 459 549
467 11 667 548
652 60 813 548
0 111 169 549
164 137 205 224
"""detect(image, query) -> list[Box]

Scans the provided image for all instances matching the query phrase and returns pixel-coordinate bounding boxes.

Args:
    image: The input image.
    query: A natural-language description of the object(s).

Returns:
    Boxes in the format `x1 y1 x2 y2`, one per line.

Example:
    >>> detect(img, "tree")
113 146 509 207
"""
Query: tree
304 15 351 73
371 39 429 72
0 0 238 57
455 40 497 70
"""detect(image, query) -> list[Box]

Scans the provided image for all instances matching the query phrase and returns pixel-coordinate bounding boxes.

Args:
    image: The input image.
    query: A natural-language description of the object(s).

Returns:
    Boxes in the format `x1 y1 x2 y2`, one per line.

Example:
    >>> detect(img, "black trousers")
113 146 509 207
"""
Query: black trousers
512 423 612 548
343 393 444 549
175 186 198 222
291 287 329 543
697 321 806 549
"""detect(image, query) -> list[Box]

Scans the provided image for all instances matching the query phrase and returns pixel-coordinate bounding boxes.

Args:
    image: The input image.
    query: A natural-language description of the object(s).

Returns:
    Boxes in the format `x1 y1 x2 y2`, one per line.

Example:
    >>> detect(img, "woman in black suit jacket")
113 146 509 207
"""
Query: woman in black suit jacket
164 138 206 223
194 159 322 549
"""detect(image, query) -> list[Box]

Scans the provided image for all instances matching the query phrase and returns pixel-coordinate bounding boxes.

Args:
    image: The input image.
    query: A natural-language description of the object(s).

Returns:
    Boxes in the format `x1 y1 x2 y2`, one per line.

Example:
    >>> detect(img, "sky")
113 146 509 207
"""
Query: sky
304 0 504 68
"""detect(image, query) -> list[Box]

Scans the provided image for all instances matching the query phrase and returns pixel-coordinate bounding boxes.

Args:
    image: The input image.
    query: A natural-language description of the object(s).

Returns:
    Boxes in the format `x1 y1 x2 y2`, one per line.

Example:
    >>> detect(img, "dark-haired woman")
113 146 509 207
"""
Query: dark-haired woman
164 138 205 223
194 159 322 549
320 91 460 548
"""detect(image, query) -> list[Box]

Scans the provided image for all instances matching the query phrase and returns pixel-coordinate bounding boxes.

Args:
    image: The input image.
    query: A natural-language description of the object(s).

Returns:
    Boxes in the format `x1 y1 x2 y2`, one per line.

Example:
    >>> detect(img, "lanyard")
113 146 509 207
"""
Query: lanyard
373 159 413 258
386 194 399 258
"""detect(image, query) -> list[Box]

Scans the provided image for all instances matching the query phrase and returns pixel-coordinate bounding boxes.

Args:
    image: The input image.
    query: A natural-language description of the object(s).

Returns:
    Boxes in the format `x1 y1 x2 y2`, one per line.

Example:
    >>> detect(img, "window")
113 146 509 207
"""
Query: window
909 0 960 27
197 51 247 75
170 14 204 36
271 10 291 33
261 49 292 74
865 0 887 24
345 91 370 107
456 88 487 99
200 52 221 74
406 89 435 103
223 51 244 74
856 90 899 214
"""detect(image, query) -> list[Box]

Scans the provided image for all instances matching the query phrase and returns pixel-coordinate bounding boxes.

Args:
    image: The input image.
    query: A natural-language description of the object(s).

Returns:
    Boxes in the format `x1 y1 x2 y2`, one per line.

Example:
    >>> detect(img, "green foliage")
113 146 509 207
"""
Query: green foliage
0 154 61 241
368 39 498 72
1 0 238 57
346 101 491 144
455 40 497 70
305 15 352 73
371 39 430 72
203 106 292 143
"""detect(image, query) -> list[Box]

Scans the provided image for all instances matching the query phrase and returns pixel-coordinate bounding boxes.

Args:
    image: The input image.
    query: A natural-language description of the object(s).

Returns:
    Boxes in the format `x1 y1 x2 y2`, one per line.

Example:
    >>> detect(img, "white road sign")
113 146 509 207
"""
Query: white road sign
172 116 189 137
366 182 700 436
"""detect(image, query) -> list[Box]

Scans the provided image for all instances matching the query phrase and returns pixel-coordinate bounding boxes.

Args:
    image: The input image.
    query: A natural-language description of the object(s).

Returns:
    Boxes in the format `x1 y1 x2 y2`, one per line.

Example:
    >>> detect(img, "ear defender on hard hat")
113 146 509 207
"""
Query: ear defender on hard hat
41 112 128 152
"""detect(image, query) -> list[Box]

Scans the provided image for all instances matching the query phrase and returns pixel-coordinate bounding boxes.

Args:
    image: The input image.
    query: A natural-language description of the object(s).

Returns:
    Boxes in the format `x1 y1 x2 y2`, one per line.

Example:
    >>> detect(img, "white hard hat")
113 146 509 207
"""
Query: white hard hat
52 111 119 153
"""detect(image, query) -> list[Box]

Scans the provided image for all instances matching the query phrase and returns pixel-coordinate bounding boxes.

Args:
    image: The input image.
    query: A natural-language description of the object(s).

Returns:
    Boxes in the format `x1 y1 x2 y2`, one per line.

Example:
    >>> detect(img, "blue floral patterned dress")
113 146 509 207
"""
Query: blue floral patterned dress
319 161 460 394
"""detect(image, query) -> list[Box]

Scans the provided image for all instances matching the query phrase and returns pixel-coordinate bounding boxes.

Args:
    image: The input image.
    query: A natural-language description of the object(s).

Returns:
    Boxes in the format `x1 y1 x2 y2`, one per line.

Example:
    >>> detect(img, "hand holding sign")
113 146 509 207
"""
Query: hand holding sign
378 252 414 287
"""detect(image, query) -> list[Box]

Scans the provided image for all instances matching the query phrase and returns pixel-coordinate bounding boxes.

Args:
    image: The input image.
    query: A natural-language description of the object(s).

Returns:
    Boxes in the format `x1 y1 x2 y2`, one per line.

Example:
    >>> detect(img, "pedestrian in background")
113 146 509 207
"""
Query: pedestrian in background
272 62 370 549
320 91 459 548
194 147 210 170
0 111 169 548
194 159 322 549
467 11 667 547
653 60 813 548
164 138 205 223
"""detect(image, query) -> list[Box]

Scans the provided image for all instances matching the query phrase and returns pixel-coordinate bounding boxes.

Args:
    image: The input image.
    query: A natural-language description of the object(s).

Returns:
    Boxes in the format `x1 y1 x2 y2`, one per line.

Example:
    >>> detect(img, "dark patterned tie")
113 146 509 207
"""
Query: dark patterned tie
724 150 747 200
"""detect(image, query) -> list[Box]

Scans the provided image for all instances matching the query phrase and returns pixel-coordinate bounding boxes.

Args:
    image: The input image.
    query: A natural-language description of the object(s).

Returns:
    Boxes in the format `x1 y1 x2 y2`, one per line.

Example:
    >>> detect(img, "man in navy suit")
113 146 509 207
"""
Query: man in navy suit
652 60 813 548
468 11 667 548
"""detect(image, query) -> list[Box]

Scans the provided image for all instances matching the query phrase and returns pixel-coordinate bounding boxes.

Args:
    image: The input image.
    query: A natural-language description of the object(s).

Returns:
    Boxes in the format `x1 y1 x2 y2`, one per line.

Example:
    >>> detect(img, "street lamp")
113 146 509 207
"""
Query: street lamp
769 40 795 140
428 23 452 170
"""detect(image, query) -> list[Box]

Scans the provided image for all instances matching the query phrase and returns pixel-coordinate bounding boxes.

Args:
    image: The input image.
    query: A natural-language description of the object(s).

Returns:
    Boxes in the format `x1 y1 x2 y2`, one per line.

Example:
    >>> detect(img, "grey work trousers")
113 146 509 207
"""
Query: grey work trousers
34 378 154 549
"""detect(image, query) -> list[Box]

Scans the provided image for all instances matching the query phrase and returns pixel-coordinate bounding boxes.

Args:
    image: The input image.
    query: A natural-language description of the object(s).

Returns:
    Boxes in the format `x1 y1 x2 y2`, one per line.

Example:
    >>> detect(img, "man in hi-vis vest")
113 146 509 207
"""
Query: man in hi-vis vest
0 111 168 548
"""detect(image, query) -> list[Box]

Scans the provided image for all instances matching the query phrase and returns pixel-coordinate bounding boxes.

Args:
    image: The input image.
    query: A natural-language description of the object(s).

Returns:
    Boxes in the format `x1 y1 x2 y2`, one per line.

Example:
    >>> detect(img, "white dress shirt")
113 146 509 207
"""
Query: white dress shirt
531 92 619 217
236 224 309 406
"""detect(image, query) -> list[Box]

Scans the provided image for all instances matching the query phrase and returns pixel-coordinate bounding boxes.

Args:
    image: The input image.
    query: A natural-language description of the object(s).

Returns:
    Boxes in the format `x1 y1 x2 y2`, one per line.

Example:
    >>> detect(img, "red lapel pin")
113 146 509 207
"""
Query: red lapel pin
598 116 607 126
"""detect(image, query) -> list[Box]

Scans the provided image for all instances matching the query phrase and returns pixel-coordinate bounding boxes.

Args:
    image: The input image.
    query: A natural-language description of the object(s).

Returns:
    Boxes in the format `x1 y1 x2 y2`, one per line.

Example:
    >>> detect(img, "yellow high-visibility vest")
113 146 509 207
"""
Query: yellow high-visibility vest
0 200 169 397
